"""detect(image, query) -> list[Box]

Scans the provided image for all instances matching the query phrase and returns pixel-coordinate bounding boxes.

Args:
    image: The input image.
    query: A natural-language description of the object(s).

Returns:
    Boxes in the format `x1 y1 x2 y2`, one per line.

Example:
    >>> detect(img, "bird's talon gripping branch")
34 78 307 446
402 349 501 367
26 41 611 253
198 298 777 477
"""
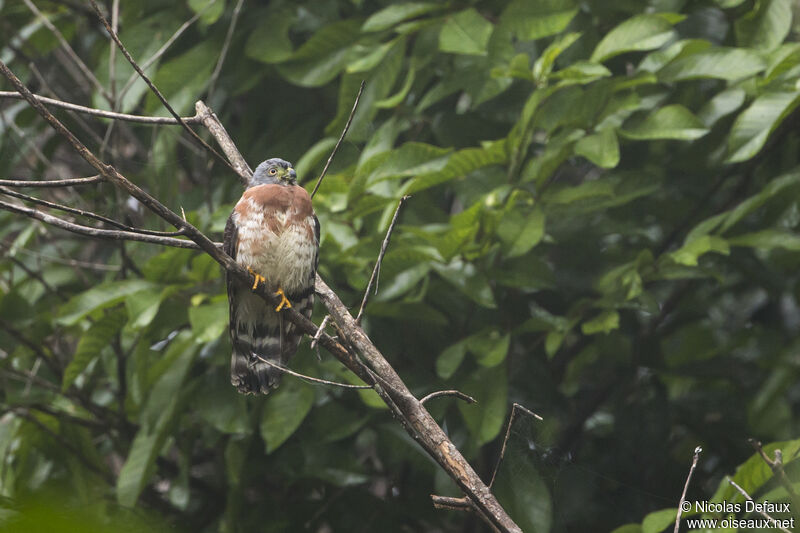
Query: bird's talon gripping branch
247 267 266 290
274 288 292 312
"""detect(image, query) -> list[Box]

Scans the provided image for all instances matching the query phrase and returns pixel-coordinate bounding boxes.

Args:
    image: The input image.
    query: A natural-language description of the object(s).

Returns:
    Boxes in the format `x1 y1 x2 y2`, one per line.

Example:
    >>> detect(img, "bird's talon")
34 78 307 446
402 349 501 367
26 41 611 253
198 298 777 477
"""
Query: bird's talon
247 267 266 290
274 288 292 312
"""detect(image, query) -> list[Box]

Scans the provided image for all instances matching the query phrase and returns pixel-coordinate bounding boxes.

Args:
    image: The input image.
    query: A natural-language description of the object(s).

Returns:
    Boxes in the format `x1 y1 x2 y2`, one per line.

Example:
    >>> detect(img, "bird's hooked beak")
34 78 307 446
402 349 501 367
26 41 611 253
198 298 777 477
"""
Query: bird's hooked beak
283 167 296 182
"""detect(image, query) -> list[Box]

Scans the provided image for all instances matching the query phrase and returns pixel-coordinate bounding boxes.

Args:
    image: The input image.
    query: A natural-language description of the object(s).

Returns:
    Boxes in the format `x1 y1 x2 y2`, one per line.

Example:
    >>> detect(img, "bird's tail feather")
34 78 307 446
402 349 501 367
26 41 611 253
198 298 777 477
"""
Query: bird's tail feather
230 329 284 395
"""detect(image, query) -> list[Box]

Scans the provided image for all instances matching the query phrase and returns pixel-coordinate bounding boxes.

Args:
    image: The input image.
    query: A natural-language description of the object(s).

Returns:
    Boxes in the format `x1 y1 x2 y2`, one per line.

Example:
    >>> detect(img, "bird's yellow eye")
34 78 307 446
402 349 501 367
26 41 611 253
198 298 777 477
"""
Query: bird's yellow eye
268 168 277 175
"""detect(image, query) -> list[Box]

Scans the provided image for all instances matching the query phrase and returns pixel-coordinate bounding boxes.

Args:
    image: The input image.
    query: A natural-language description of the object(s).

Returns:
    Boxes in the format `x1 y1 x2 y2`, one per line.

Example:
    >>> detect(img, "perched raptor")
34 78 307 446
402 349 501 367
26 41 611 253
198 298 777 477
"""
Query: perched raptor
223 158 319 394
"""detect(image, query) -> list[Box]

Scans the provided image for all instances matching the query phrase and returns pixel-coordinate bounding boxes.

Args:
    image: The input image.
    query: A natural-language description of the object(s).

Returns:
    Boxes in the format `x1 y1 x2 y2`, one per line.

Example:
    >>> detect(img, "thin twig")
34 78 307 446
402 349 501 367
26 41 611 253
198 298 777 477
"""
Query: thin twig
0 92 203 123
311 315 331 350
116 4 208 102
420 390 477 406
674 446 702 533
488 403 543 488
87 0 237 174
207 0 245 100
430 496 500 533
0 187 185 237
727 477 792 533
355 195 409 324
310 81 365 198
21 0 113 104
0 199 199 248
0 175 102 188
253 355 372 389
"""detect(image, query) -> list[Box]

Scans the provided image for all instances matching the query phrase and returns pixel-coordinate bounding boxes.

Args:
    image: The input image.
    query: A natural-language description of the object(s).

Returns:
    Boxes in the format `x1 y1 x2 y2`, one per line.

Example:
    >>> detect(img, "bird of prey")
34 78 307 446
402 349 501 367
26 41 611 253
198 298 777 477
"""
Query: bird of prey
223 158 319 394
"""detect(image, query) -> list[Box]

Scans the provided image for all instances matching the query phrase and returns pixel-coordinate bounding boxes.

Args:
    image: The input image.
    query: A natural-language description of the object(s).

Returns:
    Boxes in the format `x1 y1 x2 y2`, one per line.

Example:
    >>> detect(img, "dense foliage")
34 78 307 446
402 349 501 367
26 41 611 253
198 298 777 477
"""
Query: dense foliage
1 0 800 531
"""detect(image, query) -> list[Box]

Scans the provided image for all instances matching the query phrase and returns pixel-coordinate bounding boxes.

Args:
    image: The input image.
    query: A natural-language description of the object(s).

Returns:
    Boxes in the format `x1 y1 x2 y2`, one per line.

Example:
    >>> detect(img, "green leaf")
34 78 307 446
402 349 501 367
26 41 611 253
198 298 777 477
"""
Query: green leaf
550 61 611 83
347 39 399 73
659 47 766 82
432 260 496 308
145 40 216 114
591 14 681 62
57 279 157 326
365 142 451 185
641 508 678 533
439 9 493 56
362 2 442 32
405 141 507 193
726 91 800 163
125 286 176 330
260 378 314 453
494 457 552 533
436 341 467 379
466 330 510 368
574 128 620 168
729 229 800 251
735 0 792 51
458 364 508 444
117 333 197 506
497 208 545 258
719 170 800 232
277 19 362 87
581 310 620 335
671 235 730 266
500 0 578 41
620 105 709 141
533 32 581 83
244 7 294 64
62 308 127 391
188 298 228 343
697 88 746 127
188 0 224 26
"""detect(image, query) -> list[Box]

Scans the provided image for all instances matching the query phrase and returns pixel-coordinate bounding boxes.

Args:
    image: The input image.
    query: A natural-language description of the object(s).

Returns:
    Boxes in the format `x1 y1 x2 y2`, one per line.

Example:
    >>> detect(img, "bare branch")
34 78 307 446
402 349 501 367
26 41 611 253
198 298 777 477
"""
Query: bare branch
0 92 203 124
253 355 372 389
207 0 245 100
0 198 199 248
87 0 237 174
355 195 409 324
194 100 251 183
310 80 365 199
727 477 792 533
311 315 331 351
488 403 543 489
420 390 477 406
674 446 702 533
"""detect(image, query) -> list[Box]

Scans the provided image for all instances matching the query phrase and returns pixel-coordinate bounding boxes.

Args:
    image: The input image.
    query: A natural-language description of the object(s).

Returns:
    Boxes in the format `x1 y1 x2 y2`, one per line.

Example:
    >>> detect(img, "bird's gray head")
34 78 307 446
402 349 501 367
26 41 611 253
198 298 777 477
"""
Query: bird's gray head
250 158 297 187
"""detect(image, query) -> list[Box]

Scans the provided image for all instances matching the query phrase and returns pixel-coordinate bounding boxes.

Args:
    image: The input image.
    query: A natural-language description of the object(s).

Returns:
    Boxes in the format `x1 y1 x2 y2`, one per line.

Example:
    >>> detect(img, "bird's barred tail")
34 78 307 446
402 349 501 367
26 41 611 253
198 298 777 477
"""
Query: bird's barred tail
229 288 314 395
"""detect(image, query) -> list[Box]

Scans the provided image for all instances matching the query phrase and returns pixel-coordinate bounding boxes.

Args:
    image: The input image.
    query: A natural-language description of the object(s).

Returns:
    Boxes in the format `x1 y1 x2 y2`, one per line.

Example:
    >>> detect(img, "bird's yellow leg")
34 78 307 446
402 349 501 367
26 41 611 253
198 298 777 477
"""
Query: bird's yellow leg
274 288 292 312
247 267 266 291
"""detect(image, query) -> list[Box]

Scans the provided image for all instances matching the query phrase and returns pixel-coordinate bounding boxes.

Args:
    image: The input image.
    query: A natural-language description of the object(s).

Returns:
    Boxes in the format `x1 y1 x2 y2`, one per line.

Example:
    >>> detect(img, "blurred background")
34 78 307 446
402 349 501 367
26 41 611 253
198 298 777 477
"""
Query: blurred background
1 0 800 531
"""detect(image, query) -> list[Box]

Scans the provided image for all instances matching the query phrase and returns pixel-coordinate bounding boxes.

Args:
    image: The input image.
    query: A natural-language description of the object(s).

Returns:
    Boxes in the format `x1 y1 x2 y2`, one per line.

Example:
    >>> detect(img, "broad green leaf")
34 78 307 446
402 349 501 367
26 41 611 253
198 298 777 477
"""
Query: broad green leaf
763 43 800 84
117 333 197 506
697 88 746 127
671 235 730 266
710 439 800 503
637 38 711 73
497 208 545 258
574 128 620 168
500 0 578 41
432 260 496 308
620 105 709 141
726 91 800 163
458 364 508 444
347 39 398 73
362 3 442 32
245 7 294 64
365 143 451 185
641 508 678 533
436 341 467 379
125 286 176 330
188 0 224 26
277 19 362 87
494 457 552 533
260 378 315 453
550 61 611 83
375 64 415 108
188 298 228 343
591 14 681 63
659 48 766 82
439 9 493 56
57 279 157 326
735 0 792 51
196 373 249 435
62 308 127 391
466 330 510 367
405 141 508 193
145 40 216 114
581 310 619 335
